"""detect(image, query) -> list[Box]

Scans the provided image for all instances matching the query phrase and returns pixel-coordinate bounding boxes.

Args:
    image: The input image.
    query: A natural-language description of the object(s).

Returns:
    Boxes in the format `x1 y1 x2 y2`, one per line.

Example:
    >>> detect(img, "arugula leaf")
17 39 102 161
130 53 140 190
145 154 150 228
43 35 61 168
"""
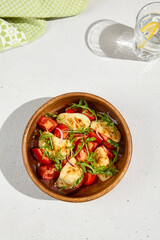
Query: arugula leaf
66 99 97 121
85 143 96 164
45 113 57 118
72 137 96 158
41 150 62 170
107 139 119 164
39 133 64 170
74 126 92 135
109 168 119 174
97 113 117 134
94 166 119 176
64 127 93 136
73 172 84 188
77 162 96 175
59 186 67 191
67 130 92 157
94 166 107 174
76 156 119 178
107 139 119 148
39 132 54 152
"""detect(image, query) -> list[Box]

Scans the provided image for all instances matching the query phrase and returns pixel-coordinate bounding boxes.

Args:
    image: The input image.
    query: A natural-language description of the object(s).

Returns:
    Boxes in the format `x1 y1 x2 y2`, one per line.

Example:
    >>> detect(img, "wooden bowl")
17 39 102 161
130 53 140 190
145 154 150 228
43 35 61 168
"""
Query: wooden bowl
22 92 132 202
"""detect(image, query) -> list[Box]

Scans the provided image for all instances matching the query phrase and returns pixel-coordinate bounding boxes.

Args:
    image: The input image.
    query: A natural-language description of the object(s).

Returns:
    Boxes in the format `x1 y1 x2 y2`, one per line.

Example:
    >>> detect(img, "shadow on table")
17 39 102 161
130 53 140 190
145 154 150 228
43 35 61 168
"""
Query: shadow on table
85 19 140 61
0 97 55 200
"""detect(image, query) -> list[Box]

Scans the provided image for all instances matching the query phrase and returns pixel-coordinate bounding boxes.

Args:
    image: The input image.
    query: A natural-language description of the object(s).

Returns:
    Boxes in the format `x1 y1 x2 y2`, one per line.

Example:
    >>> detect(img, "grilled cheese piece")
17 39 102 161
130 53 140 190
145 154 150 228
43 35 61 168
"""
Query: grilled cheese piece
91 120 121 142
39 132 71 159
93 146 110 168
98 164 117 181
55 158 83 188
57 113 90 130
93 146 110 182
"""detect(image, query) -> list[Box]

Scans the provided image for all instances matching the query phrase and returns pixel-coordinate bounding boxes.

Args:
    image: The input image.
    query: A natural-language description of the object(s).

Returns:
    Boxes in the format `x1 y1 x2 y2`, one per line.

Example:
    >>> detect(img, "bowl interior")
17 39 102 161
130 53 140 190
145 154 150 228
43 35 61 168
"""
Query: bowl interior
23 93 132 202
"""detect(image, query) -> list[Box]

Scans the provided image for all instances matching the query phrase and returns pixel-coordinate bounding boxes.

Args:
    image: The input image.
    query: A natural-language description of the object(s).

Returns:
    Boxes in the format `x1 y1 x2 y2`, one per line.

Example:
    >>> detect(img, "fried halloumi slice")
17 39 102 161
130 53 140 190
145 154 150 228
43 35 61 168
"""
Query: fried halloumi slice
93 146 110 168
57 113 90 130
39 132 71 159
91 120 121 142
55 158 83 188
93 146 111 182
98 164 117 181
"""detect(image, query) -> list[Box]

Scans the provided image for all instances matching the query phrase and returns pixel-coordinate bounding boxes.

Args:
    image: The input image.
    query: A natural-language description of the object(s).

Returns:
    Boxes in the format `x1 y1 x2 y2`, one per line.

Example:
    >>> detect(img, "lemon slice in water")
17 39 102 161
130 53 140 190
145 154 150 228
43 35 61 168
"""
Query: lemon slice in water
137 21 159 49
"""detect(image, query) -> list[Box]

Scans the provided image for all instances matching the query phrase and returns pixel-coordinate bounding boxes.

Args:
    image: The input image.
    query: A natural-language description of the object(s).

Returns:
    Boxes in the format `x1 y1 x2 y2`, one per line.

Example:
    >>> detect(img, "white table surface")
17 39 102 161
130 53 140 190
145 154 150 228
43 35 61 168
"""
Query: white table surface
0 0 160 239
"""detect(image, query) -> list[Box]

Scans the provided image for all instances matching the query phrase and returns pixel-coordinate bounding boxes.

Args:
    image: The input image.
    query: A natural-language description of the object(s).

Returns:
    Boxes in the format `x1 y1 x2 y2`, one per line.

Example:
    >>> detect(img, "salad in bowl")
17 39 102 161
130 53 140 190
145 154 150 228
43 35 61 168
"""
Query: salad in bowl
23 92 132 202
30 99 121 194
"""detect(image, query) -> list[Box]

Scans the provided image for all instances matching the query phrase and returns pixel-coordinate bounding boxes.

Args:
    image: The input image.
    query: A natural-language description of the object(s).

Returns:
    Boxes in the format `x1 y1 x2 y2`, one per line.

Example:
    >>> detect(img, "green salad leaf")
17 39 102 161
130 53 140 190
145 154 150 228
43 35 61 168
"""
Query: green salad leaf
97 112 117 134
66 99 97 121
45 113 57 118
73 172 84 188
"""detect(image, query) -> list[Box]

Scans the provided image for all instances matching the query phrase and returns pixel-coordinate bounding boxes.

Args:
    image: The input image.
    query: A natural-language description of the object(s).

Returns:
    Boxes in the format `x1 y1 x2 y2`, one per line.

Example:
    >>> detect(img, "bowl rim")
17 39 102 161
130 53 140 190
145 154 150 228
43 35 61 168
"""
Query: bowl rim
22 92 132 203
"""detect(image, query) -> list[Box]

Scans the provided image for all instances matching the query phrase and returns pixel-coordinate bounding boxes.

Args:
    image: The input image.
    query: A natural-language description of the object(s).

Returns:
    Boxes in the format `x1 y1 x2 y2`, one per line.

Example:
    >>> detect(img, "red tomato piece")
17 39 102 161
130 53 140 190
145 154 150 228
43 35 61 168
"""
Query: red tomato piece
38 116 58 132
38 164 59 180
84 172 97 186
72 133 84 146
87 142 98 153
31 148 53 164
62 159 67 168
66 109 75 113
76 177 84 188
89 130 103 144
101 145 114 159
100 133 114 150
81 109 96 121
75 140 88 162
54 124 69 139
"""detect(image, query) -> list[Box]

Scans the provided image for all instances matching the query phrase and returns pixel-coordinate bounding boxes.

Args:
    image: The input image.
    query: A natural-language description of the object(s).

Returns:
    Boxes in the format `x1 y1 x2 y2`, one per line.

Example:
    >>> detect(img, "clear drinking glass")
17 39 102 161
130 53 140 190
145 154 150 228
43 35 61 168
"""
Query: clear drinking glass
134 2 160 61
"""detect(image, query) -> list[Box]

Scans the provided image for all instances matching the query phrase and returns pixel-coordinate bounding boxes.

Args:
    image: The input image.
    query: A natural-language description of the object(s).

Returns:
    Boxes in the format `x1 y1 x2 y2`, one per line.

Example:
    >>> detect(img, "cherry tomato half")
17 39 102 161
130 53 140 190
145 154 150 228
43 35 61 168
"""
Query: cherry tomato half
84 172 97 186
100 133 114 150
38 116 58 132
75 140 88 162
87 142 98 153
72 133 84 146
38 164 59 180
54 124 69 139
89 130 103 145
65 109 76 113
31 148 52 164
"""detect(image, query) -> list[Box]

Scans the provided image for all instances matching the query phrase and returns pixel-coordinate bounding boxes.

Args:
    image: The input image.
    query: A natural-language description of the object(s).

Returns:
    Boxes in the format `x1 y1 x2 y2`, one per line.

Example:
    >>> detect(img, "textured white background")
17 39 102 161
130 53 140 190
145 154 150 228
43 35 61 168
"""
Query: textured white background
0 0 160 239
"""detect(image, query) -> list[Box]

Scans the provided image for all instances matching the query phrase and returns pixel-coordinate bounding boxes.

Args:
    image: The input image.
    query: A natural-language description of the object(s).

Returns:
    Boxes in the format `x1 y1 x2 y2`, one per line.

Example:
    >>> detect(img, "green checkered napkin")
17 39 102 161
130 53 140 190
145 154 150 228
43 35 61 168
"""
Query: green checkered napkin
0 0 89 52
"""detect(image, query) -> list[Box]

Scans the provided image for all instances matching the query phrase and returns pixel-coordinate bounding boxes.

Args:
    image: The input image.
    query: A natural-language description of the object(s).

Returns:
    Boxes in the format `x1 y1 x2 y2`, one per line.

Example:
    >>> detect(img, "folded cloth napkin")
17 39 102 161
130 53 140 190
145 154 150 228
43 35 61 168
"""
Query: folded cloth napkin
0 0 89 52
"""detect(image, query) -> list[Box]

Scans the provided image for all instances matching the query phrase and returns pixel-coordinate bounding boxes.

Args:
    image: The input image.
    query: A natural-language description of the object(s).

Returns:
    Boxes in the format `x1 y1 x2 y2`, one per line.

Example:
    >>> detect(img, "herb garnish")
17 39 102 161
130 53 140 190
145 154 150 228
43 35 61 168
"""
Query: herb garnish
77 161 96 174
72 137 96 158
76 161 119 176
76 138 119 177
59 186 68 191
69 126 93 135
107 139 119 164
39 131 64 170
66 99 97 121
97 112 117 134
39 132 53 149
45 113 57 118
73 172 84 188
94 165 119 176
